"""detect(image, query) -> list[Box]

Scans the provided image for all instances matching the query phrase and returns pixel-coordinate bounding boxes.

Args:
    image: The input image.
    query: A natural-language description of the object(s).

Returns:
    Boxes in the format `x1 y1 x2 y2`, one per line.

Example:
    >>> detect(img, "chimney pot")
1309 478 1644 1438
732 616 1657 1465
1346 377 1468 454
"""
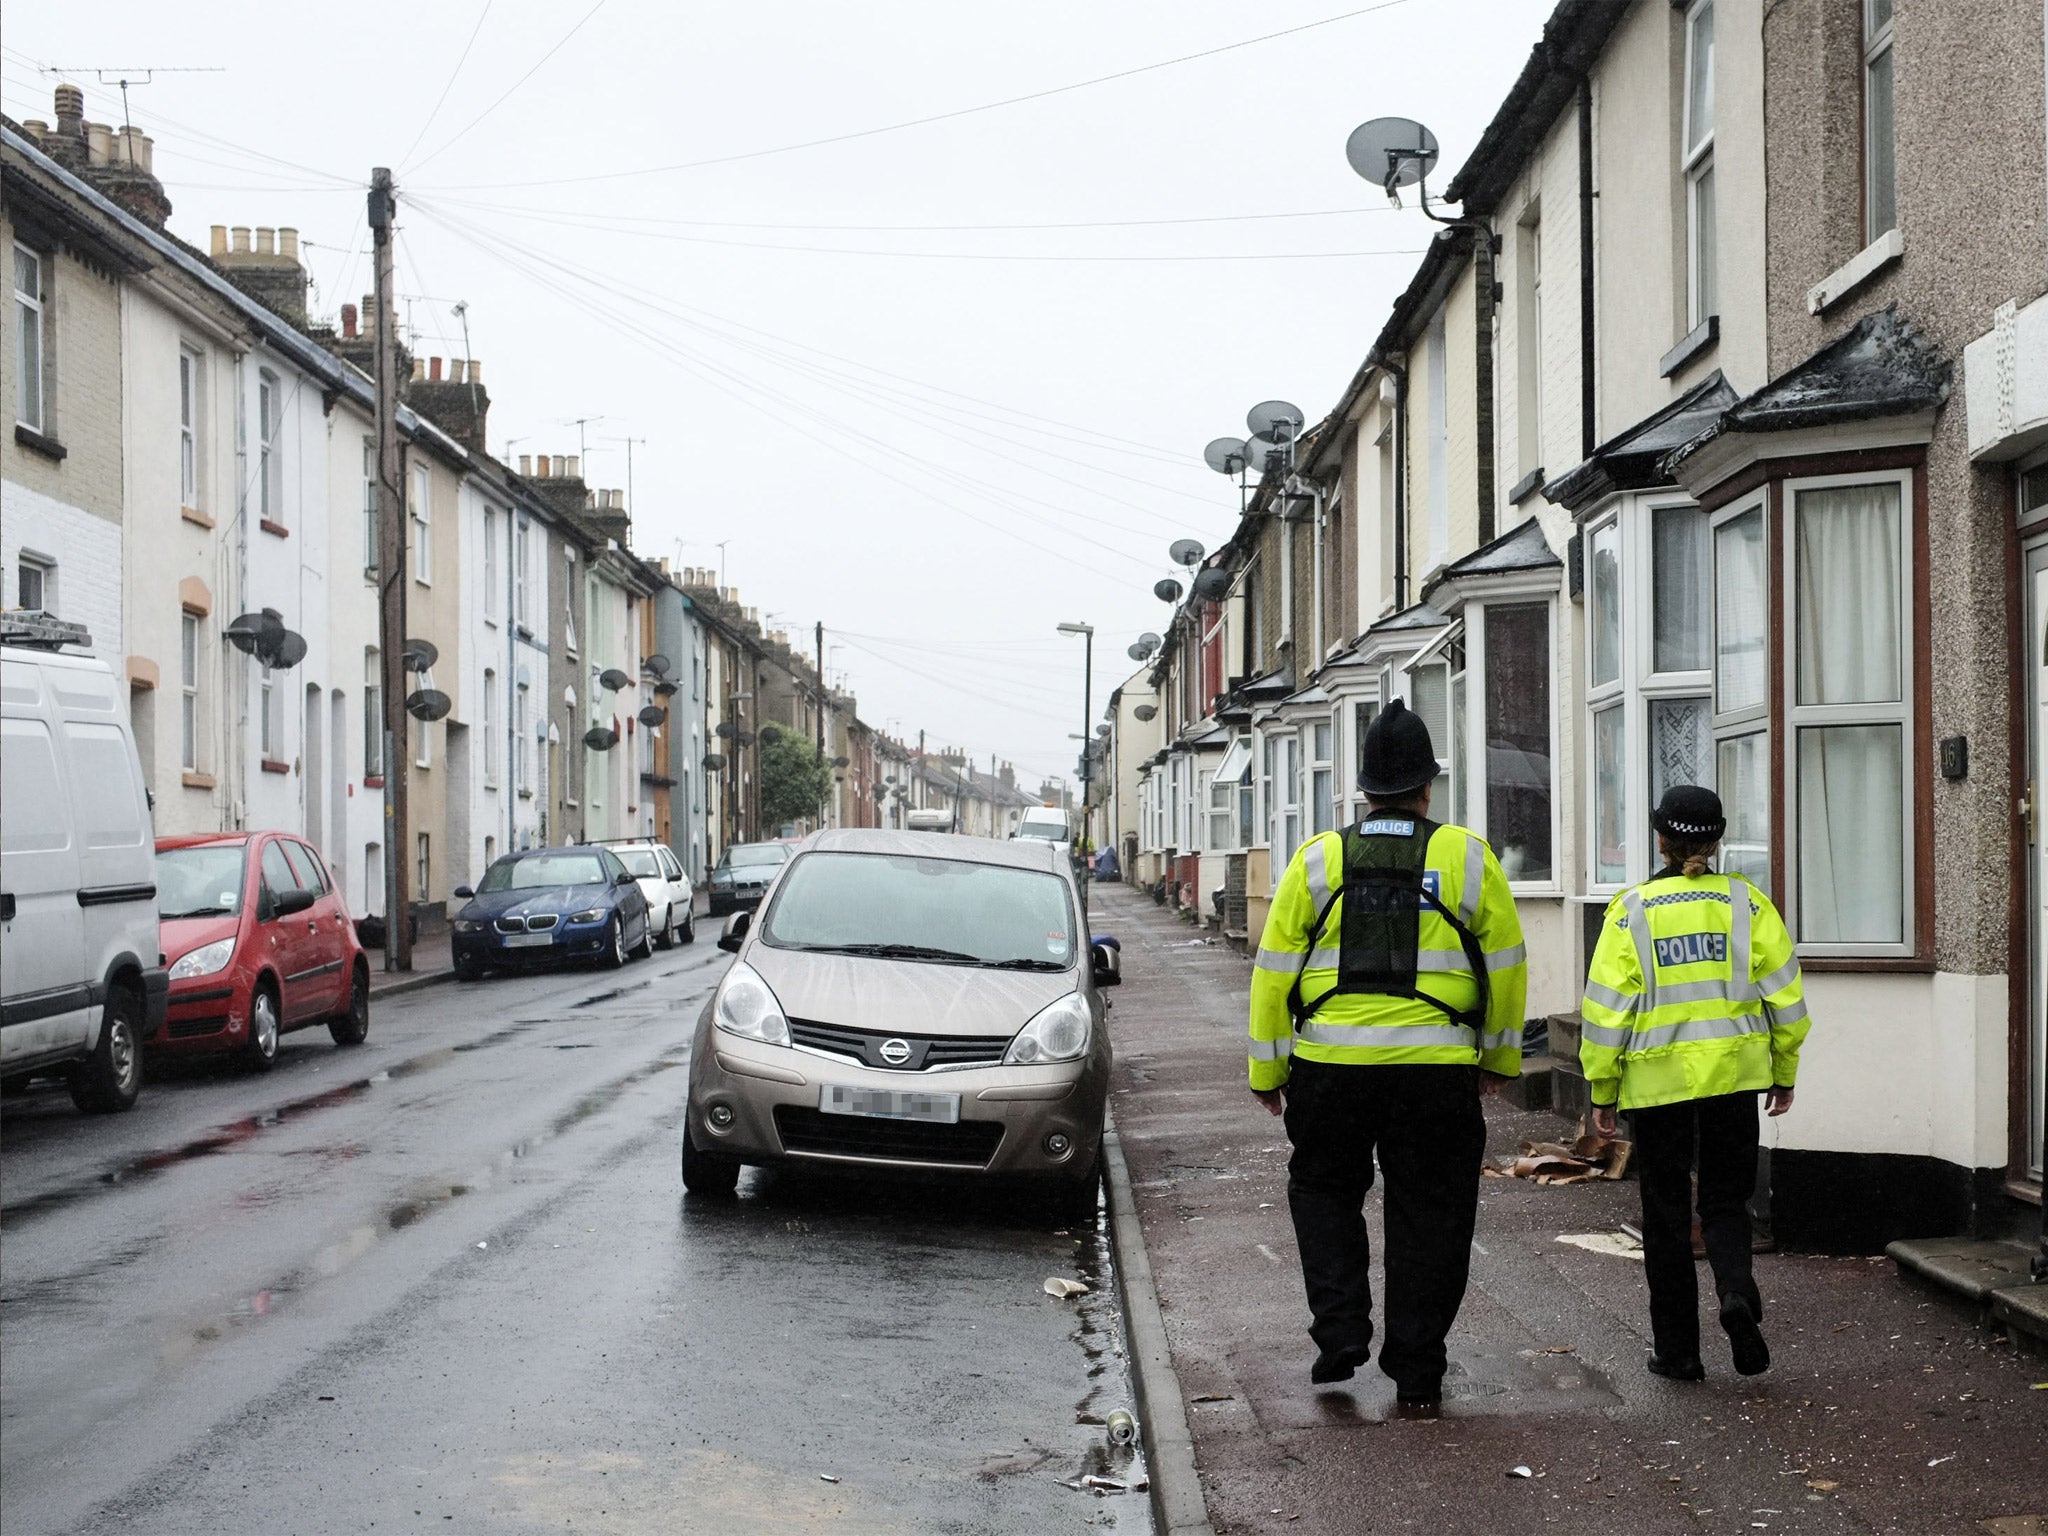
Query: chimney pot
230 226 252 254
210 225 229 256
410 357 426 382
341 303 359 339
429 356 443 382
121 128 153 173
448 359 465 384
255 227 275 257
53 84 84 124
519 455 532 475
278 227 298 262
87 122 114 166
467 359 483 384
566 455 580 479
21 120 49 144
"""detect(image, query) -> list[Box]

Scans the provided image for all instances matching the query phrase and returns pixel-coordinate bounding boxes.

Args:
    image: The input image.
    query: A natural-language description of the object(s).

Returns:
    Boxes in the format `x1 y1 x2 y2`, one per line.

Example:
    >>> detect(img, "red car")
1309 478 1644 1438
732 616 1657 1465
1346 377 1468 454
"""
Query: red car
153 832 370 1069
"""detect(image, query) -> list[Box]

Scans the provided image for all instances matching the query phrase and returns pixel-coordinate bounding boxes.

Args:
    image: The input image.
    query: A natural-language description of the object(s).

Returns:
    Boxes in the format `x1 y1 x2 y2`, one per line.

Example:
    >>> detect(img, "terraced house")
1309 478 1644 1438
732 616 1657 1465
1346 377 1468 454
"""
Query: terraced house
1111 0 2048 1252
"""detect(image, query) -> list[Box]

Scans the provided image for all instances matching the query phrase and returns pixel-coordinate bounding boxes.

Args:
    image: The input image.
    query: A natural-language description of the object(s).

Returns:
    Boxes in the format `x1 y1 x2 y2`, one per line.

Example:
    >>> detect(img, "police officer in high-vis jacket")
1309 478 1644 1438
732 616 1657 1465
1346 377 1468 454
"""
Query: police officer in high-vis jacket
1580 785 1810 1382
1249 700 1527 1410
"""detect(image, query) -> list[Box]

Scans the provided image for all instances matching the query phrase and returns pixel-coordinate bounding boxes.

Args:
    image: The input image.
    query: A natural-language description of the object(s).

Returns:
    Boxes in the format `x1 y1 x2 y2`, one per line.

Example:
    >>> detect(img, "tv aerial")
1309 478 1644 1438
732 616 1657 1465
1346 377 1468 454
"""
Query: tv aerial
1169 538 1206 570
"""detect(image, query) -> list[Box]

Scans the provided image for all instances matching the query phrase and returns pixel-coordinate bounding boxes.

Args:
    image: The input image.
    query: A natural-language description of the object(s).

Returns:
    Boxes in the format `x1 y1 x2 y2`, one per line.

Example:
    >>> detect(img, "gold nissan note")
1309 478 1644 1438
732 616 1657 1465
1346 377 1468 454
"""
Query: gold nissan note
682 829 1118 1218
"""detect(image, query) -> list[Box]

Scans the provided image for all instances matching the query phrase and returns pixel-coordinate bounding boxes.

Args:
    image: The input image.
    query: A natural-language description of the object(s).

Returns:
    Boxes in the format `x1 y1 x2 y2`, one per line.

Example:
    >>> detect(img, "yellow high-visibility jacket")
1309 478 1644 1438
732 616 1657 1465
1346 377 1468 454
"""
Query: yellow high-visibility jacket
1248 822 1527 1090
1578 871 1809 1112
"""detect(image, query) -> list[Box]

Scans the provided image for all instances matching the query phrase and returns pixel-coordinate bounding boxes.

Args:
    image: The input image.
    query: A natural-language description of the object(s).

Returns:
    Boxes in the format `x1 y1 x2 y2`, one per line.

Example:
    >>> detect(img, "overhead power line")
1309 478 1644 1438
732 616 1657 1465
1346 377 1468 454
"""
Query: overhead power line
406 0 609 174
416 0 1419 190
397 0 495 170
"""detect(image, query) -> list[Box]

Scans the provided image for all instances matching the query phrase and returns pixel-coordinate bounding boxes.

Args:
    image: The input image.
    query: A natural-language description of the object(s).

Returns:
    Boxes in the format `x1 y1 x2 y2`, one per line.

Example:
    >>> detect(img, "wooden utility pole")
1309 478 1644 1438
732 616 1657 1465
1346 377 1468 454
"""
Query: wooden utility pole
370 167 412 970
814 619 827 829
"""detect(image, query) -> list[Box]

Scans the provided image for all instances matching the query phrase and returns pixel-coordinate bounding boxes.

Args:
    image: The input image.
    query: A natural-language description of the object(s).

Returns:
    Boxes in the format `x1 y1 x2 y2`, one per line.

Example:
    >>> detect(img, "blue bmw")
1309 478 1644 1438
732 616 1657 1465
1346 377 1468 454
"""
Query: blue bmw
450 846 653 979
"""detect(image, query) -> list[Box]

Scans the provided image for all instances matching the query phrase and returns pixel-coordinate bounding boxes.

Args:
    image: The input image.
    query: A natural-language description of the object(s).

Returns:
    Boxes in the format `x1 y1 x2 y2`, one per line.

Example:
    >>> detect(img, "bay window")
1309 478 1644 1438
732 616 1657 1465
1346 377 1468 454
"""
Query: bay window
1206 770 1233 851
1309 719 1335 836
1479 602 1552 884
1712 501 1770 893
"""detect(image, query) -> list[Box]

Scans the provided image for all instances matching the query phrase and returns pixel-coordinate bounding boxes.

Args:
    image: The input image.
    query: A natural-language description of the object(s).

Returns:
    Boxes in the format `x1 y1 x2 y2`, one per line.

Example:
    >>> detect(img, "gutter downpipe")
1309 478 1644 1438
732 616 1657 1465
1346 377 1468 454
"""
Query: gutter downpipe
1310 482 1325 665
1578 71 1598 459
1277 487 1294 659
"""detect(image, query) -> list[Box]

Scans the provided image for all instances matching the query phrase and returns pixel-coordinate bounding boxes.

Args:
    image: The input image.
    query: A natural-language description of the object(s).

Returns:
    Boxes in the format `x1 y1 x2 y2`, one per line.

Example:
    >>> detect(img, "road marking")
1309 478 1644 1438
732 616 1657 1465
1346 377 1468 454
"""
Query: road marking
1256 1243 1282 1263
1471 1239 1489 1256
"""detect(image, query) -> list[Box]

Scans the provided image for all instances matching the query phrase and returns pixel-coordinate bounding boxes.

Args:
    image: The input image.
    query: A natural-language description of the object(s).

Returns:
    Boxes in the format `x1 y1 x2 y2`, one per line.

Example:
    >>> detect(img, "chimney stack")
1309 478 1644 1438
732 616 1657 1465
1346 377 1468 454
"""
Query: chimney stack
341 303 358 340
41 88 171 227
213 214 310 326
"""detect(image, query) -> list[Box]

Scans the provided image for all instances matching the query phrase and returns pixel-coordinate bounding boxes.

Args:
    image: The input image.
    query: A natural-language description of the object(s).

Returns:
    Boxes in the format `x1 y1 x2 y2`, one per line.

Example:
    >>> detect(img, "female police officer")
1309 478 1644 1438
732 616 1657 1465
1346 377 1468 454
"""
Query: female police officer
1579 785 1810 1381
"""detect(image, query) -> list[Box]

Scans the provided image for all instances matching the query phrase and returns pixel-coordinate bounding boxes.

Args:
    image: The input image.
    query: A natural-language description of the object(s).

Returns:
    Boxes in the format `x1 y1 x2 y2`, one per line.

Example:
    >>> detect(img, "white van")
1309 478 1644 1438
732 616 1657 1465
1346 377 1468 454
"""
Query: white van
1 618 165 1111
1015 805 1072 851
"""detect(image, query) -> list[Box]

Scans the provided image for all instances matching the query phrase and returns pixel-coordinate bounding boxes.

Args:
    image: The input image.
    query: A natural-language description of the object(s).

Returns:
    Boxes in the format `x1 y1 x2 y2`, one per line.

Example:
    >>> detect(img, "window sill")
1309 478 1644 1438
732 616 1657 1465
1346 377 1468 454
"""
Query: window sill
414 577 432 589
516 623 534 640
181 770 216 790
1507 467 1546 505
484 616 499 629
364 775 385 789
1796 953 1934 974
259 519 289 539
181 505 214 529
261 758 290 775
518 788 534 800
1806 228 1902 315
1659 315 1719 378
15 424 66 462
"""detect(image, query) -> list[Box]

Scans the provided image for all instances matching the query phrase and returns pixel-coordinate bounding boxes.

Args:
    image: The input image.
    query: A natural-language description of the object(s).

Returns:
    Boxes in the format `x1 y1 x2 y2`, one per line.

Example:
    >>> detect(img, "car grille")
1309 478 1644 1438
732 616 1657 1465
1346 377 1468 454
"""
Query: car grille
787 1017 1011 1072
165 1014 230 1039
494 913 561 934
773 1106 1005 1167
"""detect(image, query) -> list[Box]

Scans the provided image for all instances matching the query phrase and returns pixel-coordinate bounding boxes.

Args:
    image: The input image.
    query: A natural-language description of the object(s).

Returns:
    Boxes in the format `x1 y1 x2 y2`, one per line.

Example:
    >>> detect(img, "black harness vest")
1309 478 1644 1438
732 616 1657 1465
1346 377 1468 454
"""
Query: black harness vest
1287 817 1491 1033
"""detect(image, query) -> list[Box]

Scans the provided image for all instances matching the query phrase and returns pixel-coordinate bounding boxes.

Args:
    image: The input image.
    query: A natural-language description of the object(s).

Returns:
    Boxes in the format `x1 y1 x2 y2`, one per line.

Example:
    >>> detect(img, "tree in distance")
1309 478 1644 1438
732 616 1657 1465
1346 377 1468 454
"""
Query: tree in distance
760 730 833 830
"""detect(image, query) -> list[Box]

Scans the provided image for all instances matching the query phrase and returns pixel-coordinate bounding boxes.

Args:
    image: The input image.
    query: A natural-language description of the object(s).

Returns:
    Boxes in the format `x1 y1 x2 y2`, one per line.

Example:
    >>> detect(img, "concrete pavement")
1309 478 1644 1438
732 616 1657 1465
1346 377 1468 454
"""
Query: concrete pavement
1090 883 2048 1536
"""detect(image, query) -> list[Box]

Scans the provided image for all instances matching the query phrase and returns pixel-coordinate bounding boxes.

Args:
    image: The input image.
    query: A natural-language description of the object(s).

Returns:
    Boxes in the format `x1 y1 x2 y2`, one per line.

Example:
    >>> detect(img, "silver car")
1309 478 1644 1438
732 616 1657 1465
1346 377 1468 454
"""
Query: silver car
682 829 1119 1218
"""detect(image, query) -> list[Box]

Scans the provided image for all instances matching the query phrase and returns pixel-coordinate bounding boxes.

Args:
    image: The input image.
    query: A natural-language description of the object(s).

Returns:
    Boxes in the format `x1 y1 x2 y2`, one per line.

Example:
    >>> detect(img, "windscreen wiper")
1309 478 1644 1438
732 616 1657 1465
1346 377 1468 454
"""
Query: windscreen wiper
809 942 985 964
978 957 1069 971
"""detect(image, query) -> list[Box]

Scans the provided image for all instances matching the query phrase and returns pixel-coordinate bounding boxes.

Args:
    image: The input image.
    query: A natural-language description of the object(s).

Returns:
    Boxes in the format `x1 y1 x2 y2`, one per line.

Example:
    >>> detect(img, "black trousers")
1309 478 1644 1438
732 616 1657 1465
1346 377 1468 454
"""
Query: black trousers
1630 1091 1762 1359
1282 1058 1486 1394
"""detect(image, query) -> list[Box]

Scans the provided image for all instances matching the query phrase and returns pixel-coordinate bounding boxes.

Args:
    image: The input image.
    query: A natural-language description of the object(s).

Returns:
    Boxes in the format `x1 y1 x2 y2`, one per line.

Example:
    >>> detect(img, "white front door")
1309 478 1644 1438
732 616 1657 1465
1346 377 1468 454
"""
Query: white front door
2026 547 2048 1180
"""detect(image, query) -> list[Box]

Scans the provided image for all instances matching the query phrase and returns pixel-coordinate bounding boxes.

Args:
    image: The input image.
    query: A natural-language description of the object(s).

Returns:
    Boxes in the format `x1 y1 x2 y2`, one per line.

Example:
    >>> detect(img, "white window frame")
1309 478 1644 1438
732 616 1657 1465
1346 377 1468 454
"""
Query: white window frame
1457 590 1563 895
260 664 277 758
258 370 283 526
1710 492 1773 898
16 553 52 614
1683 0 1717 329
179 347 202 509
14 244 44 433
483 507 500 625
514 518 531 627
515 682 531 796
181 611 201 771
414 667 434 770
1309 712 1337 837
1779 467 1915 958
361 438 379 581
1863 0 1896 244
409 463 433 585
483 668 499 786
364 647 384 779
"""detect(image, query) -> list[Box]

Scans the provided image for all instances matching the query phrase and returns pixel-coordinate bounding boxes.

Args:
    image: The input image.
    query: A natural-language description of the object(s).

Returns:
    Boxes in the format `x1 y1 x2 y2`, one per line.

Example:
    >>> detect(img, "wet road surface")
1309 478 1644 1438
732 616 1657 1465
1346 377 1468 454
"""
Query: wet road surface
1 949 1149 1535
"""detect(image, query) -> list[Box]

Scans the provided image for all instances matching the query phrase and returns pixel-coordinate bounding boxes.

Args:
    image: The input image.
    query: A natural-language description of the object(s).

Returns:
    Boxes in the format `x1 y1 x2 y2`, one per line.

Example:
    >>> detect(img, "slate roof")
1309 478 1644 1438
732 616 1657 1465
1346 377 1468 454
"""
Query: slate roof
1426 518 1561 596
1545 372 1741 513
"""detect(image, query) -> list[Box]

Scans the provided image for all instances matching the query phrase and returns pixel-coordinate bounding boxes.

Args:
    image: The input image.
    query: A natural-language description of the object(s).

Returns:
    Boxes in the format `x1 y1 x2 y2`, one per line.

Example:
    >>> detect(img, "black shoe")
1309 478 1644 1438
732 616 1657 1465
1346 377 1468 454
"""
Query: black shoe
1392 1395 1442 1421
1646 1352 1706 1382
1720 1294 1770 1376
1310 1344 1372 1384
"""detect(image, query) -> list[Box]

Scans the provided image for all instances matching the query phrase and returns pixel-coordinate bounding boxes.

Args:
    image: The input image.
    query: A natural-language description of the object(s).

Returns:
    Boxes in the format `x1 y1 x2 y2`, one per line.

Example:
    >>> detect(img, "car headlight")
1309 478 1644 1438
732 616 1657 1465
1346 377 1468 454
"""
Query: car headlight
713 960 790 1047
452 919 484 934
1004 991 1091 1065
568 908 606 924
711 871 733 887
169 938 236 981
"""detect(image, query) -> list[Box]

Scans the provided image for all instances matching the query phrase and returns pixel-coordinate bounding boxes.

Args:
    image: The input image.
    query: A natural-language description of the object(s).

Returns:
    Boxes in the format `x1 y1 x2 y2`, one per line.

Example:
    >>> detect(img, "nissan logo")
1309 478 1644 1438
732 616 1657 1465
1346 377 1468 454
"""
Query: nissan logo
878 1037 913 1066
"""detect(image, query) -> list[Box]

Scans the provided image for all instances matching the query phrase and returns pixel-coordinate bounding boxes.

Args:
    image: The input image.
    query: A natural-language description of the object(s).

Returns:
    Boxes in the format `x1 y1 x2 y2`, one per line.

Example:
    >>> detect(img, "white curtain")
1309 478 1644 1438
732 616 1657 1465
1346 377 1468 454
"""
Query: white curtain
1594 705 1625 884
1799 725 1904 943
1796 483 1901 705
1716 732 1771 896
1652 507 1710 673
1715 510 1767 711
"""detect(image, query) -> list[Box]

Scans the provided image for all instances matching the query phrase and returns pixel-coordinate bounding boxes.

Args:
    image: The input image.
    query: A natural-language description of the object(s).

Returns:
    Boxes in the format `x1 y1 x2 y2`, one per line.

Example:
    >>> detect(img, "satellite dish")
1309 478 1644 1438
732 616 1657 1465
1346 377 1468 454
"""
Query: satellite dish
1247 400 1306 444
832 754 849 768
270 630 308 670
643 653 671 678
223 612 275 657
638 704 667 727
1139 632 1163 654
401 637 439 673
1169 538 1206 569
1154 578 1183 604
1133 704 1158 722
405 688 452 722
1204 436 1249 476
598 667 632 692
702 750 727 770
872 782 887 799
582 725 619 751
1095 724 1112 737
1345 116 1439 198
1192 568 1232 601
760 724 782 744
714 720 736 739
735 730 755 746
1126 642 1149 661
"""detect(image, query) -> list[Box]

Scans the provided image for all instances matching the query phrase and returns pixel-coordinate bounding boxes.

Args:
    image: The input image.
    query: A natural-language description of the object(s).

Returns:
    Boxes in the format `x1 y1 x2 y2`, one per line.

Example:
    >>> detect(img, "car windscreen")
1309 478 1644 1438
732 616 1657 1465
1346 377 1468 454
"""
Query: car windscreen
760 852 1074 970
615 849 664 879
479 853 607 892
157 844 248 918
725 844 789 870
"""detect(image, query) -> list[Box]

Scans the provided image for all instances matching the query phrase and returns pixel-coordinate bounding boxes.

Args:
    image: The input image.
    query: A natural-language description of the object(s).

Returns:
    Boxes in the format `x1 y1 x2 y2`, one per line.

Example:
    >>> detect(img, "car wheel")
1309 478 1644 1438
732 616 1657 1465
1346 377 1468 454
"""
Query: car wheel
681 1123 741 1196
603 916 628 969
68 985 144 1114
655 905 677 950
245 983 282 1072
634 914 656 960
328 964 370 1046
679 908 696 945
1049 1150 1103 1226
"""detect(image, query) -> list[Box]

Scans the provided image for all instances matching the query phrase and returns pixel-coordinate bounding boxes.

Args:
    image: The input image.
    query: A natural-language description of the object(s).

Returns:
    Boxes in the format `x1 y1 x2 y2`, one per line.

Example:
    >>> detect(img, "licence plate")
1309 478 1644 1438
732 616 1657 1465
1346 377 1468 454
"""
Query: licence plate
819 1085 960 1124
505 932 553 948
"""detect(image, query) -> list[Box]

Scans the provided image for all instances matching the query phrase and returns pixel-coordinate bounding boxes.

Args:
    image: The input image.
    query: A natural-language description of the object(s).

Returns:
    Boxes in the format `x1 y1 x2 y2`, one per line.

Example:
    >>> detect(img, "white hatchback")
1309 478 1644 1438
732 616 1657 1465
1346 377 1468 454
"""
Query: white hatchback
602 840 695 948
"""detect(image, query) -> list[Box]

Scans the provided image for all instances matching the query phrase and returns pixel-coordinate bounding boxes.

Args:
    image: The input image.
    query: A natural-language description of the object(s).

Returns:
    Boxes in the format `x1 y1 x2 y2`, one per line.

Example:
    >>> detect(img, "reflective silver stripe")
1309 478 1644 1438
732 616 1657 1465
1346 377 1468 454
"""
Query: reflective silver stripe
1416 948 1477 973
1303 834 1334 910
1756 958 1801 998
1641 888 1731 908
1582 981 1636 1015
1297 1020 1476 1050
1486 942 1527 971
1580 1019 1635 1049
1766 997 1810 1027
1728 879 1753 1003
1256 946 1338 972
1621 890 1656 1009
1476 1027 1520 1052
1656 978 1748 1007
1459 832 1484 925
1248 1036 1294 1060
1622 1014 1770 1053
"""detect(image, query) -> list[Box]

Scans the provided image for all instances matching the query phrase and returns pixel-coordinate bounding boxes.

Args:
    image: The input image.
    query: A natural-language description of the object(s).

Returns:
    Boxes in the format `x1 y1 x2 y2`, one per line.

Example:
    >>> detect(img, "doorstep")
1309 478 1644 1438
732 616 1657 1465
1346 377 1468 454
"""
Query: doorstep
1888 1236 2048 1348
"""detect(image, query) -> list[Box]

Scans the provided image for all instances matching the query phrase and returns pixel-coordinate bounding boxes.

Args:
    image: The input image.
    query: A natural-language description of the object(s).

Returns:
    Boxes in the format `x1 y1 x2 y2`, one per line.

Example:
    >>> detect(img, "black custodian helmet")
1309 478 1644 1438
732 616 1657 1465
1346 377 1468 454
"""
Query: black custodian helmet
1358 699 1438 798
1651 784 1726 841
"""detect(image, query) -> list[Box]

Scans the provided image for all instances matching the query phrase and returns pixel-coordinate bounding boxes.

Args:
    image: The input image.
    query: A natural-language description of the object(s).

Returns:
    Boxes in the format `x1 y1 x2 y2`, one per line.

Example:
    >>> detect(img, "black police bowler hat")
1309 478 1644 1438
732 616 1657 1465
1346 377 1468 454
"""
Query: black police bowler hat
1651 784 1726 841
1358 699 1438 797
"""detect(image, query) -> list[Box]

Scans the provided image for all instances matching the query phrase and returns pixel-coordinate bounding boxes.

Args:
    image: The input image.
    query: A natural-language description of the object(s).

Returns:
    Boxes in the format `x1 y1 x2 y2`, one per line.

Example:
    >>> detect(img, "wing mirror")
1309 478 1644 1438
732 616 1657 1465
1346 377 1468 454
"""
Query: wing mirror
717 911 751 953
1090 941 1122 987
616 870 636 886
454 885 475 899
275 887 317 918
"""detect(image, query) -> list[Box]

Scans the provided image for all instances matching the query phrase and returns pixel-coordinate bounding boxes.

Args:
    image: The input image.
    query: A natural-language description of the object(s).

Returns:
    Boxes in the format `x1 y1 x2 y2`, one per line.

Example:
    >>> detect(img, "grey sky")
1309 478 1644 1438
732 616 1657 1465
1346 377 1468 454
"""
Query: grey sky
3 0 1543 787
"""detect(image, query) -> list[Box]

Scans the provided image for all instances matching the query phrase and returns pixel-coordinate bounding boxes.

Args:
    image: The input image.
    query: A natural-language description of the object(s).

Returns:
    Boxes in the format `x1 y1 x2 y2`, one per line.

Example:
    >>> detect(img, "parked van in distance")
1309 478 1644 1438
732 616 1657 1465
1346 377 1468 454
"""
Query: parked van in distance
1 617 167 1111
1014 805 1071 852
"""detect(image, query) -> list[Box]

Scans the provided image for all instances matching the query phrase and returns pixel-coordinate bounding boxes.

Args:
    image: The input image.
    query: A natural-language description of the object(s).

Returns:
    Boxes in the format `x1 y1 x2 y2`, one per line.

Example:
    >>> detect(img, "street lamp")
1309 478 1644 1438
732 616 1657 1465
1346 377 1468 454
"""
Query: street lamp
1056 622 1094 852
